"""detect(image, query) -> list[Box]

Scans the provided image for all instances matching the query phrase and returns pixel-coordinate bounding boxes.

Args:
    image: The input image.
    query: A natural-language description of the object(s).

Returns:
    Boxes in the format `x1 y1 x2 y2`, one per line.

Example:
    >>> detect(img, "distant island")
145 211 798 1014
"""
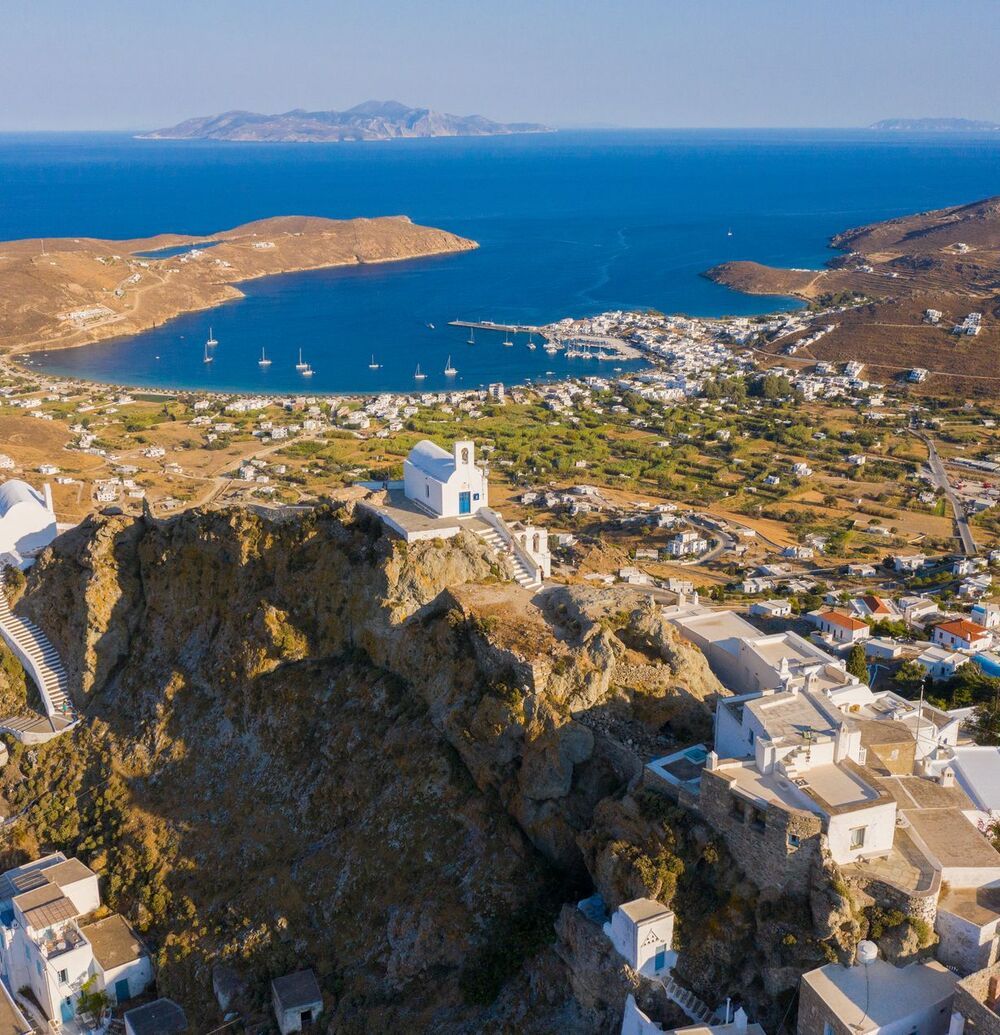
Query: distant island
870 117 1000 132
140 100 552 143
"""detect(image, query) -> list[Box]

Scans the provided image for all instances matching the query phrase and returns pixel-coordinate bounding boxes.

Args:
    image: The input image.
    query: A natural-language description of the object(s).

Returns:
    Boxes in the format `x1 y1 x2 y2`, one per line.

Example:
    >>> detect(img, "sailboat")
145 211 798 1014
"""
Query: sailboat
301 364 314 377
444 355 457 376
368 354 381 369
414 363 427 380
467 328 475 345
258 347 271 367
206 327 218 347
295 348 308 371
203 343 213 364
502 329 514 347
526 333 536 350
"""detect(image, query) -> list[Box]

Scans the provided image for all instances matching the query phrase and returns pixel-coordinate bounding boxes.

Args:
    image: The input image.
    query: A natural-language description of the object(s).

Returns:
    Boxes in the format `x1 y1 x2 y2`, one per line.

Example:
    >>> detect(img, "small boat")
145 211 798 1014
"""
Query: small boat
258 347 271 367
295 348 308 371
526 333 537 350
203 343 213 364
502 332 514 347
368 354 381 369
414 363 427 380
301 364 314 377
206 327 218 347
444 356 457 376
543 343 558 354
526 342 537 350
467 328 475 345
727 228 733 237
426 322 436 330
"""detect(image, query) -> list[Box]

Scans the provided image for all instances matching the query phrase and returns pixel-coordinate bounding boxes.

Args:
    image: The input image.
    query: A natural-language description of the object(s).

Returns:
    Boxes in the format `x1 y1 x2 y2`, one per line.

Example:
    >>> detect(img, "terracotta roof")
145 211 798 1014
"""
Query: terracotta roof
860 595 892 615
936 618 989 641
822 610 868 631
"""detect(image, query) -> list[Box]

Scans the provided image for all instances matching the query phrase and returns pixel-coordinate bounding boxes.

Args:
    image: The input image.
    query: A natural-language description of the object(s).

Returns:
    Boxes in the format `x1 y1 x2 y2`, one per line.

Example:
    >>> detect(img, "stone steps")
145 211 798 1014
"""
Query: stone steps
472 527 543 592
0 569 76 736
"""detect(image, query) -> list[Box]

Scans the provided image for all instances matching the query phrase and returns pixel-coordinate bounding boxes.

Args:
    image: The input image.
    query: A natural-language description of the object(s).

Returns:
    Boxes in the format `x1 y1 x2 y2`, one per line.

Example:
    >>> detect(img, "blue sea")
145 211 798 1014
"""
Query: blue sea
3 130 999 395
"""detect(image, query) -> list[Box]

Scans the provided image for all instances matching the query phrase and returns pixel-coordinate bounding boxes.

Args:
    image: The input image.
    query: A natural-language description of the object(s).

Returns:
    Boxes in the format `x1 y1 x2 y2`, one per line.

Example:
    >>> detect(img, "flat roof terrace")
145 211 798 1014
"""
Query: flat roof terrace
723 759 879 817
357 489 490 542
744 690 840 747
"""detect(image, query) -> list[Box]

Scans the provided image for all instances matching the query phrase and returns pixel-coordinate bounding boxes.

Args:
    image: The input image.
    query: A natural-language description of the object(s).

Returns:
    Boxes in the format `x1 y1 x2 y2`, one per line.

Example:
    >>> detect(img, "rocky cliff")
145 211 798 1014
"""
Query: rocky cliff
0 502 867 1031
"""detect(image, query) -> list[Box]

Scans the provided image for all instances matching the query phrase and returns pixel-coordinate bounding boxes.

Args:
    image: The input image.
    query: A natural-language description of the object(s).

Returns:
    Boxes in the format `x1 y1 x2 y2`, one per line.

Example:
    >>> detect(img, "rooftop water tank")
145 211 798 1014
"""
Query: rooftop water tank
857 940 878 965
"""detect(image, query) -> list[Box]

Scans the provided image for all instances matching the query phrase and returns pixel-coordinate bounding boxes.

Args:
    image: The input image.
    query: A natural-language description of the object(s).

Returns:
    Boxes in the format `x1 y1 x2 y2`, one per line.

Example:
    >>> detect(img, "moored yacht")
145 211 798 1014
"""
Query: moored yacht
258 347 272 367
295 348 308 371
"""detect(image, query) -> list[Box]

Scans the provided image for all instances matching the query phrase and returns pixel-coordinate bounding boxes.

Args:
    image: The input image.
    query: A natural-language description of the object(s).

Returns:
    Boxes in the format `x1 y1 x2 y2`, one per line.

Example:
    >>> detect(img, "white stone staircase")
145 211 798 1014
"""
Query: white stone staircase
658 972 716 1025
473 524 543 591
0 569 76 739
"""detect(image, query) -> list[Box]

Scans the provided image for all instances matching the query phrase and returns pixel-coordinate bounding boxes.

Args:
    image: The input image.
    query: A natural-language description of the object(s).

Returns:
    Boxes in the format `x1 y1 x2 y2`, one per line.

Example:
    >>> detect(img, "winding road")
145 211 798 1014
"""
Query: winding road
913 431 978 557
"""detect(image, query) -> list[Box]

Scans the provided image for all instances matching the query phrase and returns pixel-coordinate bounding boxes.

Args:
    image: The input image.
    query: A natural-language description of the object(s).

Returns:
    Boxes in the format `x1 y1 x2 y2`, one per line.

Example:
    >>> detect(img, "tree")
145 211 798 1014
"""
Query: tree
969 694 1000 746
893 659 926 695
847 643 869 684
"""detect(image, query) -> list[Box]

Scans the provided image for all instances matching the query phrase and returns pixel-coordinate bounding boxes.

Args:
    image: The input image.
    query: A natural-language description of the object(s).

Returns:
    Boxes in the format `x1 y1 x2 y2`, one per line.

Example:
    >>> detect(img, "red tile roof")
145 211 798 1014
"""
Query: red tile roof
860 595 893 616
935 618 989 641
822 610 869 631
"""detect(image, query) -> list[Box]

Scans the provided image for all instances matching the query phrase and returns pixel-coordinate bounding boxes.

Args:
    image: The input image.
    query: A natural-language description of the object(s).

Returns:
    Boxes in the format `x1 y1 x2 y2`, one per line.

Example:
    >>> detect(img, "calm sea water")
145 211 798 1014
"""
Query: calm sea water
4 130 999 394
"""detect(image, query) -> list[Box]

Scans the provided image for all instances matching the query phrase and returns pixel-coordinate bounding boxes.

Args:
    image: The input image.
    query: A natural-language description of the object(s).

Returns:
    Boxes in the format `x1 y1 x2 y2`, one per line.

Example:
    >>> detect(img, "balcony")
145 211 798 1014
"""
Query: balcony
35 921 87 960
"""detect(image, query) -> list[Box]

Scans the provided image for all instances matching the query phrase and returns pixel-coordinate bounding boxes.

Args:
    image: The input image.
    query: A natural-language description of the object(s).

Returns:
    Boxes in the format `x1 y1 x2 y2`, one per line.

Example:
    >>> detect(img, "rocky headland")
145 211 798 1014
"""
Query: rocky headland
0 502 898 1031
0 215 476 356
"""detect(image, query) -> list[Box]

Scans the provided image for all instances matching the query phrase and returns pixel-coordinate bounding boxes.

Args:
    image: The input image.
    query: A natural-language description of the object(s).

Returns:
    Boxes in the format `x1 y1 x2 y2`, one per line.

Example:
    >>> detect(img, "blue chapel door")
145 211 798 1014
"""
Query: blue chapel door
115 977 131 1003
459 492 471 515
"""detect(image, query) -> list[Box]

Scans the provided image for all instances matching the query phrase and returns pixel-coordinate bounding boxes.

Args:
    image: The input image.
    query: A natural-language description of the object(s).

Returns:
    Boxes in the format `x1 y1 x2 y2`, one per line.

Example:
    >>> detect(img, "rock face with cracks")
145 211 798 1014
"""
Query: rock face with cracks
0 501 873 1031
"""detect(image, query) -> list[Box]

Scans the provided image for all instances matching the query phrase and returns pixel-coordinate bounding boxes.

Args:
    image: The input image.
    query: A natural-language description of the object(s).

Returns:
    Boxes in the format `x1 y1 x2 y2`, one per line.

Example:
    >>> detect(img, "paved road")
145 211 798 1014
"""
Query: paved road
914 431 978 557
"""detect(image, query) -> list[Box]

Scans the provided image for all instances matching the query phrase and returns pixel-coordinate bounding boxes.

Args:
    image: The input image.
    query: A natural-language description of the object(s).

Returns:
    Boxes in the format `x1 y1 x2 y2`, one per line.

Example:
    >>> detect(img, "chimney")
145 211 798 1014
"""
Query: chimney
948 1012 966 1035
939 767 955 788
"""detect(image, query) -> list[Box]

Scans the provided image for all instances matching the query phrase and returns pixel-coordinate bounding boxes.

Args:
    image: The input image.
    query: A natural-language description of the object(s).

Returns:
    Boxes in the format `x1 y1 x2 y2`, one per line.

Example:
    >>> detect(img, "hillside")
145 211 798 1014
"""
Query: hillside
0 215 476 355
705 194 1000 392
141 100 551 142
0 502 867 1031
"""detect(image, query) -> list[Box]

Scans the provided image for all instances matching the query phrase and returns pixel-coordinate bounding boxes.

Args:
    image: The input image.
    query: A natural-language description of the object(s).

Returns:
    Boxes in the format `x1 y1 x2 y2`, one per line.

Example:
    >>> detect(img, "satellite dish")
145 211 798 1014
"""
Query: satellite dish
857 940 878 965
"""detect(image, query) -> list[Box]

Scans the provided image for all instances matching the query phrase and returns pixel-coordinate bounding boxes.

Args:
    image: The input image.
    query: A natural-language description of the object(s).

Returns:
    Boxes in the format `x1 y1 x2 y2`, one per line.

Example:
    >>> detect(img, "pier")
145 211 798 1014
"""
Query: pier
449 320 547 334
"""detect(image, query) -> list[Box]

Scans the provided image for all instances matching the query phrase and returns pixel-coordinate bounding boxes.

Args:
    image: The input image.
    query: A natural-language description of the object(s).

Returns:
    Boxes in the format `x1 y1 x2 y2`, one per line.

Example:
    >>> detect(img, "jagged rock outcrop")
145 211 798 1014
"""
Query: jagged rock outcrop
0 503 854 1031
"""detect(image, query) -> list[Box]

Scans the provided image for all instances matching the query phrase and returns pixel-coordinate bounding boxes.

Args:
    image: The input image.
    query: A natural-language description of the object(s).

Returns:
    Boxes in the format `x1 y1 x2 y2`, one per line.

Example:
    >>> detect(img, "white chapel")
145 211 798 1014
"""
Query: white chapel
403 439 489 518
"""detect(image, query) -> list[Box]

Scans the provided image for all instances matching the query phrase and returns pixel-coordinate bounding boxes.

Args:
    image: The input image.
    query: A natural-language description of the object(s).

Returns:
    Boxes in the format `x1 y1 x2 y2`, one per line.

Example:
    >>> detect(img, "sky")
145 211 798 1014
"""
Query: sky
3 0 999 131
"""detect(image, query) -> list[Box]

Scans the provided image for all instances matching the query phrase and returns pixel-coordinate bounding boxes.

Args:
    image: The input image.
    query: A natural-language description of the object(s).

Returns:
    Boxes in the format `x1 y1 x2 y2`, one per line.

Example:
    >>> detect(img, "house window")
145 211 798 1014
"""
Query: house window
750 806 766 833
824 1023 834 1035
849 826 866 850
788 832 801 848
748 729 755 745
461 448 469 464
425 484 430 497
58 969 69 985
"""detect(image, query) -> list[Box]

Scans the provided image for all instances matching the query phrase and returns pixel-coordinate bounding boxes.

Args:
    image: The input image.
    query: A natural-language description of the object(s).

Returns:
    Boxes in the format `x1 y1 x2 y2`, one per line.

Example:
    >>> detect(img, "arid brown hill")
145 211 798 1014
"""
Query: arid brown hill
706 195 1000 393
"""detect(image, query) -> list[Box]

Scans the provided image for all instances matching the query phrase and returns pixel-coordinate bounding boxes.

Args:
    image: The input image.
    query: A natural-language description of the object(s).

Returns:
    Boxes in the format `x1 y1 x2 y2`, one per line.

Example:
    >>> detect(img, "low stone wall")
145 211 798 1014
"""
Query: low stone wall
955 964 1000 1035
699 767 822 893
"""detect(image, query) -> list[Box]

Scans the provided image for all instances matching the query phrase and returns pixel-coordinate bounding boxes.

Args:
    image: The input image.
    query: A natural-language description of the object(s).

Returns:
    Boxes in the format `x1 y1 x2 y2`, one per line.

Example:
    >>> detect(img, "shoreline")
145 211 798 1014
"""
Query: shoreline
0 215 478 360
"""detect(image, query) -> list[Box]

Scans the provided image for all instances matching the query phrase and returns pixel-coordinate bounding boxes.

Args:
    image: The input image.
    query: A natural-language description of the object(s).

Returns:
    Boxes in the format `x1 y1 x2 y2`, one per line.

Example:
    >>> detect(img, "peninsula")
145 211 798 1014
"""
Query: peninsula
140 99 551 142
870 117 1000 132
0 215 476 355
705 194 1000 389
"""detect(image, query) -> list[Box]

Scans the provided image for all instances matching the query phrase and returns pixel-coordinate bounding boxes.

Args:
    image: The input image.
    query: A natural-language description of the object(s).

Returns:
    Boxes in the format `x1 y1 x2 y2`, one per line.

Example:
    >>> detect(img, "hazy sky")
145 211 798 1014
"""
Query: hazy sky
4 0 999 131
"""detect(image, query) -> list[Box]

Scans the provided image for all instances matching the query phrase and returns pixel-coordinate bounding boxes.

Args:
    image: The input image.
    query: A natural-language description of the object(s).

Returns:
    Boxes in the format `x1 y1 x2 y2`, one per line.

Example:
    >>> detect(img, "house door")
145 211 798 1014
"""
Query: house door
458 491 471 515
654 946 667 972
115 977 131 1003
60 998 74 1023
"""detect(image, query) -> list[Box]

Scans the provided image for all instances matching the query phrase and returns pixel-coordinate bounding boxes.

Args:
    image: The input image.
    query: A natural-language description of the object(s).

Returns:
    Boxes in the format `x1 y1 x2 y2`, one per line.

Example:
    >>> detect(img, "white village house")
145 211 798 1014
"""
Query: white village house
403 439 488 518
0 479 57 569
0 854 152 1027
